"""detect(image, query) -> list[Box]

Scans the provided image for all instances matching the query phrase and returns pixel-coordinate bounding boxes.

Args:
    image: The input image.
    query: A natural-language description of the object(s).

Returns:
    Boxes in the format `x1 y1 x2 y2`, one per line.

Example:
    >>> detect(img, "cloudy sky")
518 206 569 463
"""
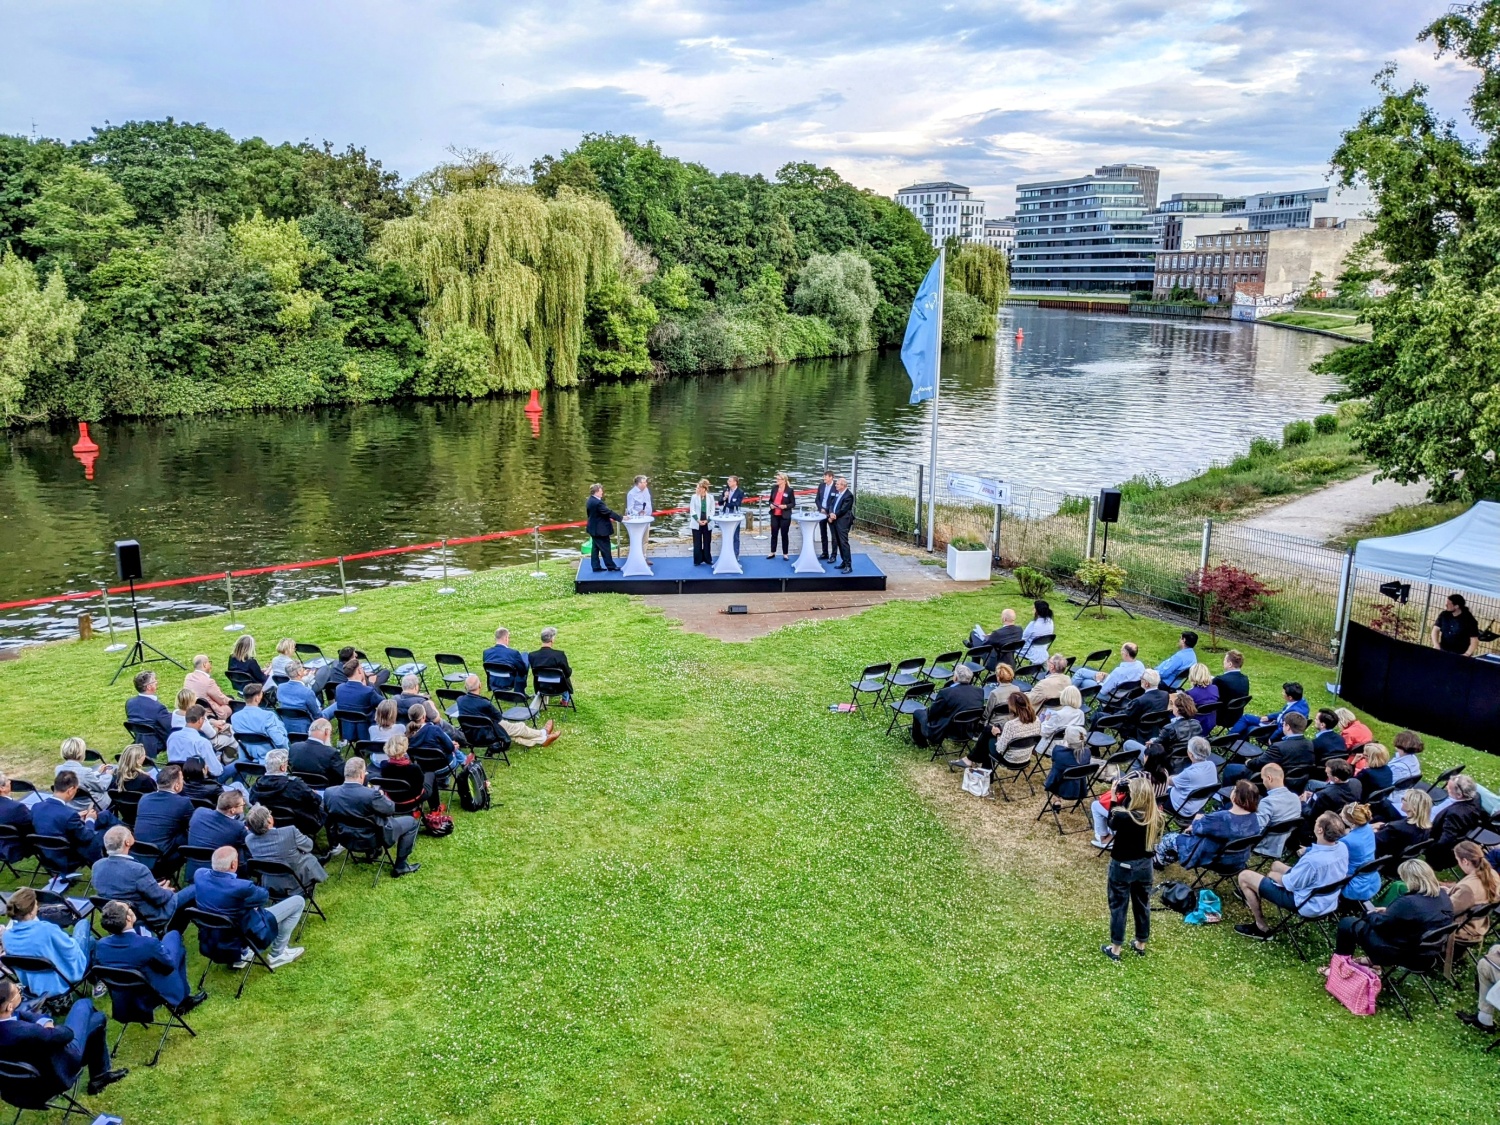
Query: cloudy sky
0 0 1476 212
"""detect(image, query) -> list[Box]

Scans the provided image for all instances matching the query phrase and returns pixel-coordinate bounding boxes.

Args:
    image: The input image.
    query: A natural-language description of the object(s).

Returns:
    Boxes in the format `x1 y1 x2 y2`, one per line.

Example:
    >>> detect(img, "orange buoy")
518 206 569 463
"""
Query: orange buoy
524 388 542 413
1014 328 1024 342
71 422 99 480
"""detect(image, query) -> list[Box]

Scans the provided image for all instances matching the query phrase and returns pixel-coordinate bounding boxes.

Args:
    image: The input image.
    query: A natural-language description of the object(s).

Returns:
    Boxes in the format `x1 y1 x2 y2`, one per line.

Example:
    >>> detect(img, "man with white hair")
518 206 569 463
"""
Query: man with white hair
289 718 343 788
90 825 193 932
910 665 983 749
192 845 304 967
323 758 420 878
393 673 442 724
1027 655 1073 708
184 654 232 721
528 627 573 702
456 674 557 747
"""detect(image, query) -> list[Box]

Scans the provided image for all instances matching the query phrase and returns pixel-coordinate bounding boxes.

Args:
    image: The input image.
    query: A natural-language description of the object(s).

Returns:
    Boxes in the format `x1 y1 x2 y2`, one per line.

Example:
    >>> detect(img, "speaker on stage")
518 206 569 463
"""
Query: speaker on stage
1098 489 1122 524
115 539 143 582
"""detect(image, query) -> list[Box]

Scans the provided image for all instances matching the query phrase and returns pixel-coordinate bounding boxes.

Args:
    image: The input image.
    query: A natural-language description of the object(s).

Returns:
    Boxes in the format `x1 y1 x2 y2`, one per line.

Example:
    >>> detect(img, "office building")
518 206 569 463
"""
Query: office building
1152 218 1375 304
1095 163 1160 211
981 216 1015 256
1012 171 1157 293
1151 192 1247 250
1222 185 1370 231
894 182 988 246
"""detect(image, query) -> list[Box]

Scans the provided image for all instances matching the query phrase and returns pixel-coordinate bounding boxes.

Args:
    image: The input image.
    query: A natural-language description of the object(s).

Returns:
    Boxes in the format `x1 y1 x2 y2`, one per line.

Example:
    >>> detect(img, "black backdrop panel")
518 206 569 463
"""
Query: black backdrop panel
1341 622 1500 754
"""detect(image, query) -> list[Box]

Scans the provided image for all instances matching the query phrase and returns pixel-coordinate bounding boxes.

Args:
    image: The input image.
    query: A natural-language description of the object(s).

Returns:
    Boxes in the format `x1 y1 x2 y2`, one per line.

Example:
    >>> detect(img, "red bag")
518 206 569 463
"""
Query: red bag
421 805 454 837
1325 953 1380 1015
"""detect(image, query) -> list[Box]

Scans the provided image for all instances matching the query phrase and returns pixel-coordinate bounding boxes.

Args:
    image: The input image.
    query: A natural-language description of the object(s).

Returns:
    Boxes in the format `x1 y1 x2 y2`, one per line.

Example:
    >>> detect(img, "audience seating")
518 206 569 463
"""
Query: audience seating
327 813 396 887
0 1057 93 1123
1036 763 1100 835
848 664 891 712
294 643 328 670
884 659 928 702
931 707 983 763
384 647 429 692
434 653 470 687
456 715 511 766
184 906 274 999
534 668 574 712
89 963 197 1066
925 652 962 685
482 663 521 695
884 682 933 737
992 735 1042 800
243 859 325 931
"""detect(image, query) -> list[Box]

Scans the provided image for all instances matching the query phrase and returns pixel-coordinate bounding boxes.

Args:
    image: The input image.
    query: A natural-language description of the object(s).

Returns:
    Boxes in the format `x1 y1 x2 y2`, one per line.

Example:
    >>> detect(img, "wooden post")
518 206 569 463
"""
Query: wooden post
78 614 94 641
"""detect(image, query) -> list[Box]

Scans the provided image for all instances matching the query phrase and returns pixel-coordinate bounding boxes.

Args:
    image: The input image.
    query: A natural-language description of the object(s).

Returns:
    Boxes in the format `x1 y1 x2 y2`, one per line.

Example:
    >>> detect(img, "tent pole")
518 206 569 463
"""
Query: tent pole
1417 582 1435 644
1330 548 1355 696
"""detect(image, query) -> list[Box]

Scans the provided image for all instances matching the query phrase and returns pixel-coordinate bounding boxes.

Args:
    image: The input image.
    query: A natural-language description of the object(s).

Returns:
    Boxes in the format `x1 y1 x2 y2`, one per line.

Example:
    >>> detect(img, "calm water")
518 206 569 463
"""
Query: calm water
0 307 1340 641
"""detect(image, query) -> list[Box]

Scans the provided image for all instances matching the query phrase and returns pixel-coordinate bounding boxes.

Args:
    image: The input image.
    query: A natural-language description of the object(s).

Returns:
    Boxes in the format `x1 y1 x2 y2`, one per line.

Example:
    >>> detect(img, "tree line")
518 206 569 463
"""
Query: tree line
0 122 1008 425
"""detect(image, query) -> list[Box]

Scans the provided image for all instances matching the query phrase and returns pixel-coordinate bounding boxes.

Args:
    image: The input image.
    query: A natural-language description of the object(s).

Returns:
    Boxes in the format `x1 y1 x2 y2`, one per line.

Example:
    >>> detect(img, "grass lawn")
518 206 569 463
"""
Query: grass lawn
1 566 1496 1124
1334 500 1473 549
1262 312 1373 341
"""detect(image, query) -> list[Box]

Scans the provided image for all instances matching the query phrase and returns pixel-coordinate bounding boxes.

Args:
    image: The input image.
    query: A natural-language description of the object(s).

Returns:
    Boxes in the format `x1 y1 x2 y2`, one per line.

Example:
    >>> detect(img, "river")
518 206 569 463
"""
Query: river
0 307 1341 643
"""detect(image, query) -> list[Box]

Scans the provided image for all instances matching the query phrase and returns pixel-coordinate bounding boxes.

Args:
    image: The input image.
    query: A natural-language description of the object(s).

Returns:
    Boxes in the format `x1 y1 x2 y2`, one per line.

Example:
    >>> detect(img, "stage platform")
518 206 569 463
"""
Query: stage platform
575 553 887 595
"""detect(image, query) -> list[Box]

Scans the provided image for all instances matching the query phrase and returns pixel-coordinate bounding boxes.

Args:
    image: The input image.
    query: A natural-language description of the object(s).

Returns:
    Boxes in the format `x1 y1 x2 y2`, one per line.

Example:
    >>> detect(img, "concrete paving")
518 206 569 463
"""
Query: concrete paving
1234 471 1429 543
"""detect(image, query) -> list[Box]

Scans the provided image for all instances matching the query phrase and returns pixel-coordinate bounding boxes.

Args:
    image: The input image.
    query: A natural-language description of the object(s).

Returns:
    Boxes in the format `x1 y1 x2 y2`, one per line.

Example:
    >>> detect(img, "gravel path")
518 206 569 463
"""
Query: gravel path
1234 471 1429 543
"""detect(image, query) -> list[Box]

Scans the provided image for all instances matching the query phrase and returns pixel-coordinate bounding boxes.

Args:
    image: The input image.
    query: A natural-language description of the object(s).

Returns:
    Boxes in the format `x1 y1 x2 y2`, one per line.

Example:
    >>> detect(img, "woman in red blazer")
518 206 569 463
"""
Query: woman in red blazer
767 472 795 560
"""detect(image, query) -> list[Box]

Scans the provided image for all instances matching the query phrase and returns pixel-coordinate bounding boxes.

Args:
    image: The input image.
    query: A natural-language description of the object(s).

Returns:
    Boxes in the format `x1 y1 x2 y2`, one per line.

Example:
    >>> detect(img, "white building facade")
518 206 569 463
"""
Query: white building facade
981 216 1016 257
894 182 988 246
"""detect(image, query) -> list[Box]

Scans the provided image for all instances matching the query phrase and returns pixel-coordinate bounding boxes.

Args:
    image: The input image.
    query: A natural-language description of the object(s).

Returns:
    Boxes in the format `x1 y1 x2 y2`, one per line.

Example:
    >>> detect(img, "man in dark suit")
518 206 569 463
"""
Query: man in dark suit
32 773 116 874
289 720 344 787
132 765 194 874
1225 712 1315 789
251 750 326 837
1311 709 1347 764
324 757 420 877
94 900 204 1013
0 980 127 1098
0 771 34 866
979 608 1025 669
828 476 855 572
718 476 745 556
323 659 384 741
1212 649 1251 727
186 790 248 879
1120 670 1170 739
482 627 529 692
125 670 174 758
813 470 836 560
911 666 985 748
192 847 304 966
91 826 192 933
585 484 623 572
529 627 573 699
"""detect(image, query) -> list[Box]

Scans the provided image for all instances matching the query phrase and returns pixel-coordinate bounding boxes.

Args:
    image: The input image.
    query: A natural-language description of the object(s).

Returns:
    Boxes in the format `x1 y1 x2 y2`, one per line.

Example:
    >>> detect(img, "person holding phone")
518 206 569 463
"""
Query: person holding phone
1104 775 1164 961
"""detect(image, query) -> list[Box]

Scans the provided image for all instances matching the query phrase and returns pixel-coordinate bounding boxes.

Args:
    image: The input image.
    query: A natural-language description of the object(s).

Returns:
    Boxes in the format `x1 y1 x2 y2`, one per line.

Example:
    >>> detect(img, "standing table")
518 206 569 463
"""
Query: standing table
712 513 745 575
621 516 655 577
790 510 828 574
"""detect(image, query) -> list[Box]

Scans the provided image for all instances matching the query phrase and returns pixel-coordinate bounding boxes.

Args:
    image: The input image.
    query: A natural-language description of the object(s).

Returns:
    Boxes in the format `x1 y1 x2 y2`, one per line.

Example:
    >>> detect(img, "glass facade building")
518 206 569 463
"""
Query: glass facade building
1012 173 1157 292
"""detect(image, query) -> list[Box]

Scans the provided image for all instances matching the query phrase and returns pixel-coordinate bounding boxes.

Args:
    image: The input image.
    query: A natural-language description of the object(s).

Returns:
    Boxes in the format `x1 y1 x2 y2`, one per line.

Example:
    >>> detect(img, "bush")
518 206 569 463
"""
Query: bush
1013 566 1053 599
1055 494 1090 516
1075 559 1127 607
1313 413 1338 435
1283 419 1314 446
1248 435 1279 459
1285 455 1343 476
950 536 986 552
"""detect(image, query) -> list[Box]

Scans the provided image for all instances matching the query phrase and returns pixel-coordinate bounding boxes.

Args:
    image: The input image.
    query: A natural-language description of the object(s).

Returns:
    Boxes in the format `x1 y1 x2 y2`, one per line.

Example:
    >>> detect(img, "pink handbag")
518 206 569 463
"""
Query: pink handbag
1325 953 1381 1015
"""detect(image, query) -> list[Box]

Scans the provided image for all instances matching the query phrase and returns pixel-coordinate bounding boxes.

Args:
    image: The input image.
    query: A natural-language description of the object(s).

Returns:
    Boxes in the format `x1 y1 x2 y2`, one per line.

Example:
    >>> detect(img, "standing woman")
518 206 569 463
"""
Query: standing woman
1020 600 1055 664
690 479 713 566
1104 775 1164 960
767 472 794 560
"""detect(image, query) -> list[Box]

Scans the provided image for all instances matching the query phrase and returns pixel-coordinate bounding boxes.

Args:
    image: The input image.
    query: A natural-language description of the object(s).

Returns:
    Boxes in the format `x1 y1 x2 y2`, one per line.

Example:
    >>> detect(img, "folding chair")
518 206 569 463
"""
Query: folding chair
848 663 891 713
384 647 429 692
436 689 464 720
533 668 575 712
933 707 983 763
186 906 274 998
243 858 327 931
959 645 995 677
1085 713 1129 757
1251 819 1302 870
1133 708 1172 742
992 737 1042 801
1381 921 1464 1020
179 845 218 882
1193 704 1218 732
378 682 402 700
224 669 256 698
291 770 330 790
1011 663 1046 690
925 652 962 686
0 823 33 883
885 682 933 738
0 1058 94 1123
276 705 314 739
25 833 81 890
328 812 396 887
108 789 142 829
457 715 511 766
1077 682 1102 712
294 643 328 670
332 709 370 747
1421 764 1467 797
367 775 422 818
235 730 275 760
123 721 166 759
1162 784 1220 833
1097 747 1140 784
1217 694 1251 730
410 745 460 806
89 964 197 1066
1189 830 1265 891
1260 878 1345 961
434 653 470 687
1078 648 1112 674
493 690 544 728
884 658 928 702
1035 763 1101 834
482 663 520 695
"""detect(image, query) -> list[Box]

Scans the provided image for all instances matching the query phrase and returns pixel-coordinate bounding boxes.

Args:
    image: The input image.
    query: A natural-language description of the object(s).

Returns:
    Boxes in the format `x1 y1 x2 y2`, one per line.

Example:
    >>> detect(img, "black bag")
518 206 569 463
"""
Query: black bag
1158 880 1196 914
457 758 491 812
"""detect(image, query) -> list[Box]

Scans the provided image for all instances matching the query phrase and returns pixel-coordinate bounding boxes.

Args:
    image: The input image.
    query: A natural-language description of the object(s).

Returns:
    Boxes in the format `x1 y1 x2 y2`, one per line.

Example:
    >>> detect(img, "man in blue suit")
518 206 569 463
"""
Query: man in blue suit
274 663 322 735
322 659 384 741
124 670 174 758
192 847 304 968
91 826 193 933
94 900 205 1013
185 790 248 879
32 773 117 876
719 475 745 555
0 979 127 1098
132 765 194 874
0 771 34 866
481 627 529 691
813 469 836 560
585 484 623 572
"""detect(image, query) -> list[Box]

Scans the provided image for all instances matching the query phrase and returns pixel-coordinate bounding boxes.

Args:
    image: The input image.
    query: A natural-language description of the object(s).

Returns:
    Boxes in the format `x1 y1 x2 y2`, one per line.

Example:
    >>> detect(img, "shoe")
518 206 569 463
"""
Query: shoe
949 758 968 772
840 566 852 574
268 947 304 969
541 731 561 747
231 946 255 970
606 566 621 572
93 981 108 998
1234 923 1271 941
543 718 555 734
1131 942 1148 957
817 554 829 561
87 1068 129 1095
327 844 345 857
1100 944 1121 962
1457 1010 1494 1031
1089 836 1110 850
392 862 421 878
180 990 208 1013
591 566 604 572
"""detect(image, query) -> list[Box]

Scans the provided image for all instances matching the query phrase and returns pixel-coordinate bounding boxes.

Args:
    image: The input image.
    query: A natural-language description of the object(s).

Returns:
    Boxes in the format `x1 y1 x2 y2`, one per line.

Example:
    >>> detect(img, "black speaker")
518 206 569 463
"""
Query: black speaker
115 539 143 582
1097 489 1122 524
727 605 748 615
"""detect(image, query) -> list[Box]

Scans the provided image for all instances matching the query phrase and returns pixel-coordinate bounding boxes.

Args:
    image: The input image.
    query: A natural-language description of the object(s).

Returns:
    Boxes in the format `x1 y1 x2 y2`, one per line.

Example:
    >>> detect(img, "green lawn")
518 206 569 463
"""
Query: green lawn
1262 311 1373 341
1 566 1496 1124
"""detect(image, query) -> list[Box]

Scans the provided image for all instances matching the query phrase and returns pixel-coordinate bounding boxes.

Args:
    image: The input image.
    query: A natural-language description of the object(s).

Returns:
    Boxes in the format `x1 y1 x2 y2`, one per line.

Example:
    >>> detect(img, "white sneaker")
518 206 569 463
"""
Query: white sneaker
231 947 254 970
268 947 304 969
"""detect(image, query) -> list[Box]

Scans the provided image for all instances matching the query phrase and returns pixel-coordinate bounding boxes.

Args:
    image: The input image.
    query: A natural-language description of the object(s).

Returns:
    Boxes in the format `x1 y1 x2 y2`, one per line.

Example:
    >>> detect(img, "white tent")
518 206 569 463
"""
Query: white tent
1352 500 1500 599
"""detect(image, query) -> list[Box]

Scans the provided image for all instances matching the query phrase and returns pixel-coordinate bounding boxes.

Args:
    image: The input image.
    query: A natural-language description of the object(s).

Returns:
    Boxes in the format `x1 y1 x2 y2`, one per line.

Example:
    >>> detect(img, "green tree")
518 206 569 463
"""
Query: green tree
0 133 69 248
946 243 1009 315
1316 7 1500 500
295 142 410 242
792 250 880 351
0 249 84 419
21 165 137 280
82 119 244 227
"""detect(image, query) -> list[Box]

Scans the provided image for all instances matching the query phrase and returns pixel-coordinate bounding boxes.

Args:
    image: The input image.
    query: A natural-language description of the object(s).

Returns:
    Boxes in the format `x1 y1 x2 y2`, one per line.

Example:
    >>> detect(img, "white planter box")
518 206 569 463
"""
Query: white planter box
946 545 991 582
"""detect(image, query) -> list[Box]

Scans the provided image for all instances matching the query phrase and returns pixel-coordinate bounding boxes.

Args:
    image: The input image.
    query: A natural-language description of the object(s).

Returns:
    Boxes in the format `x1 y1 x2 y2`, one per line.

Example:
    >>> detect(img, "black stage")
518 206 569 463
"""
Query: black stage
575 552 887 595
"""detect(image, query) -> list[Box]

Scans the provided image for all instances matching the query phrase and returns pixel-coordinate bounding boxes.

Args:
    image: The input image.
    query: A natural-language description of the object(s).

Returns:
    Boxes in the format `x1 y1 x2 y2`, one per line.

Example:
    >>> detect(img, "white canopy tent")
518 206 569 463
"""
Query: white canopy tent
1352 500 1500 600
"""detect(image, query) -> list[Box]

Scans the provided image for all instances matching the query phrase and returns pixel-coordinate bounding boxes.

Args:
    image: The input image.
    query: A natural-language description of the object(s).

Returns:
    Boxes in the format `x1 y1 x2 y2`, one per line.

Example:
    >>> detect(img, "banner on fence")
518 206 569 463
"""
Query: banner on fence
946 473 1009 506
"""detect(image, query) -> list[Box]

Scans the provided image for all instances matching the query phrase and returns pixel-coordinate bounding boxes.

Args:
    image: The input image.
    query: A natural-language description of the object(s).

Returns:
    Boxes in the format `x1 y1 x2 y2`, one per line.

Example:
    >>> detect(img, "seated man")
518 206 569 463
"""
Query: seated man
1162 737 1219 818
0 978 127 1098
1298 759 1362 830
1157 779 1260 870
528 627 574 701
273 663 322 738
393 673 443 725
125 670 174 759
250 749 325 837
167 705 238 785
974 609 1024 668
1211 649 1250 727
1223 712 1314 789
1071 641 1143 693
132 765 194 874
1227 680 1309 738
289 719 345 788
324 757 421 878
93 900 205 1013
1118 670 1169 741
230 683 289 758
322 659 384 742
910 665 983 749
31 771 116 876
183 654 233 721
482 626 530 689
89 826 193 934
1025 655 1072 709
1311 708 1347 765
0 770 34 867
192 846 304 969
244 804 328 895
1253 763 1304 860
456 674 557 748
186 790 248 878
1153 630 1199 688
1234 811 1349 939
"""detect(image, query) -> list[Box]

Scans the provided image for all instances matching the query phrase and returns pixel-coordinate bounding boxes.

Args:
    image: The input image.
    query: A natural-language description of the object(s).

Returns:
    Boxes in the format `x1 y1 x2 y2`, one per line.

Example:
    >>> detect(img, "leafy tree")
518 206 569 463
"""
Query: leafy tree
946 243 1008 315
0 134 68 248
295 142 409 242
82 119 244 227
21 165 137 281
792 250 880 351
299 203 366 263
1185 563 1279 649
1316 6 1500 500
405 147 523 203
0 249 84 419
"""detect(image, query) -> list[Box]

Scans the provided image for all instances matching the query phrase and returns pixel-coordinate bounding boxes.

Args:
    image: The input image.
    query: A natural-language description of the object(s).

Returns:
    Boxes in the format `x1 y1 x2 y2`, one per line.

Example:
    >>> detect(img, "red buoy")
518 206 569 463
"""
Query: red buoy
71 422 99 480
524 388 542 413
1014 328 1024 341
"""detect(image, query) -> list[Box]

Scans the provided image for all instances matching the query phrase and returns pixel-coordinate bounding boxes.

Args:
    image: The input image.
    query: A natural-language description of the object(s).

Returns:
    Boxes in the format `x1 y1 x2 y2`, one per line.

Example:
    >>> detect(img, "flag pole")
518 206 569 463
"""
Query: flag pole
926 246 945 552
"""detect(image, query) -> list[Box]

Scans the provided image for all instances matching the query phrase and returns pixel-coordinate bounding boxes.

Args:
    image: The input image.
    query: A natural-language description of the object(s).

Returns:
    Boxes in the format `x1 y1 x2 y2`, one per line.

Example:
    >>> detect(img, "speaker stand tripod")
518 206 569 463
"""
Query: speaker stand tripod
109 578 184 685
1074 521 1134 620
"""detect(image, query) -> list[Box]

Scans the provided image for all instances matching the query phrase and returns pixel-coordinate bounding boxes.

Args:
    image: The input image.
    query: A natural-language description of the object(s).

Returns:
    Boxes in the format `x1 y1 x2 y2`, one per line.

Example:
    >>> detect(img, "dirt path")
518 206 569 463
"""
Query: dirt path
1233 471 1428 543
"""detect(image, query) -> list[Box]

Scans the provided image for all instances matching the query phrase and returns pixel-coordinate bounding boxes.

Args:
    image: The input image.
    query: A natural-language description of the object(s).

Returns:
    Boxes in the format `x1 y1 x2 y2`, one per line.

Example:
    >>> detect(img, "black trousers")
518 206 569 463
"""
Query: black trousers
831 517 852 566
769 514 791 555
1336 916 1371 957
818 516 831 556
1107 858 1153 945
691 523 712 564
590 534 616 571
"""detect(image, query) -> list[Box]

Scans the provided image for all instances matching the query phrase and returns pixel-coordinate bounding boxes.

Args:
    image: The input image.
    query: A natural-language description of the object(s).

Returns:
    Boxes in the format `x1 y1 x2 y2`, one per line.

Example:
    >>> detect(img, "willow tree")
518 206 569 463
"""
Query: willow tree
947 242 1009 314
375 186 622 391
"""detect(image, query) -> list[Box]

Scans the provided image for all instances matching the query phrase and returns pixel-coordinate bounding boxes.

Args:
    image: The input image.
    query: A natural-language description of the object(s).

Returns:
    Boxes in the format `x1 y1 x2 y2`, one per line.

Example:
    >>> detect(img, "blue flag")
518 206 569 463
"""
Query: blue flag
900 257 942 404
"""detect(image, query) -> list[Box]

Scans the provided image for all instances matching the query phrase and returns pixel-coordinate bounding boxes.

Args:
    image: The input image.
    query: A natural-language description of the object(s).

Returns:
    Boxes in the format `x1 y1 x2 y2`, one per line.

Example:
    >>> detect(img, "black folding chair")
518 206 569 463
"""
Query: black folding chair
25 834 81 888
276 705 314 739
434 653 470 687
1011 663 1046 690
1251 818 1302 868
1260 878 1345 961
385 647 429 692
1217 694 1252 730
933 707 984 762
1085 713 1130 757
243 858 327 930
378 682 402 701
327 812 395 887
885 682 933 738
884 658 928 702
1381 920 1464 1020
224 669 256 698
1162 784 1220 833
179 845 218 882
108 789 142 828
1036 763 1101 834
1421 764 1467 797
0 823 33 883
89 964 197 1066
457 715 511 766
1133 708 1172 742
848 663 891 713
482 663 521 695
1078 648 1112 674
0 1058 93 1123
925 652 962 685
959 645 994 677
185 906 274 998
332 709 370 747
992 736 1042 800
493 690 544 728
534 668 575 712
294 643 328 670
123 721 166 760
1189 830 1265 891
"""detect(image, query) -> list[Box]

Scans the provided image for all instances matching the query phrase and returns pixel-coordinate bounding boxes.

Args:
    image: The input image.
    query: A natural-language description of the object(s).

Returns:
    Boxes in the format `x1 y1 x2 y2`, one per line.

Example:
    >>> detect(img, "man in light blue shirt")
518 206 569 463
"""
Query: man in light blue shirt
1072 642 1144 695
1164 738 1219 817
1235 811 1349 938
1226 681 1309 736
230 684 288 760
166 708 224 777
1154 630 1199 687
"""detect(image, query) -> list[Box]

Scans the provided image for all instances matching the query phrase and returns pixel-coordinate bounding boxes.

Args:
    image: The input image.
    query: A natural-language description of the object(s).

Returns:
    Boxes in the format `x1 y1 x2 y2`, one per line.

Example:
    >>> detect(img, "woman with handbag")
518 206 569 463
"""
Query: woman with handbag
1334 859 1452 966
689 479 713 566
766 472 794 560
1103 775 1164 961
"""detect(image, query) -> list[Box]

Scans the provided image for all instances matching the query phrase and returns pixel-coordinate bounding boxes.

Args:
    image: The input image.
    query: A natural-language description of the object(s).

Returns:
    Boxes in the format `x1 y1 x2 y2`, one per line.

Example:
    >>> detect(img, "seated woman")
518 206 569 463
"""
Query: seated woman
229 633 268 689
268 637 299 680
1335 708 1374 753
993 693 1041 769
1157 779 1260 870
1185 663 1219 735
980 664 1019 716
1445 841 1500 962
367 699 401 747
1387 730 1423 788
1339 803 1380 904
407 706 464 775
1019 600 1054 664
1091 764 1170 849
0 887 94 998
374 733 430 814
1334 859 1452 967
111 744 158 795
1353 743 1394 800
172 686 239 757
1126 693 1199 774
55 736 113 812
1037 686 1086 756
1043 726 1093 801
1375 788 1433 861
